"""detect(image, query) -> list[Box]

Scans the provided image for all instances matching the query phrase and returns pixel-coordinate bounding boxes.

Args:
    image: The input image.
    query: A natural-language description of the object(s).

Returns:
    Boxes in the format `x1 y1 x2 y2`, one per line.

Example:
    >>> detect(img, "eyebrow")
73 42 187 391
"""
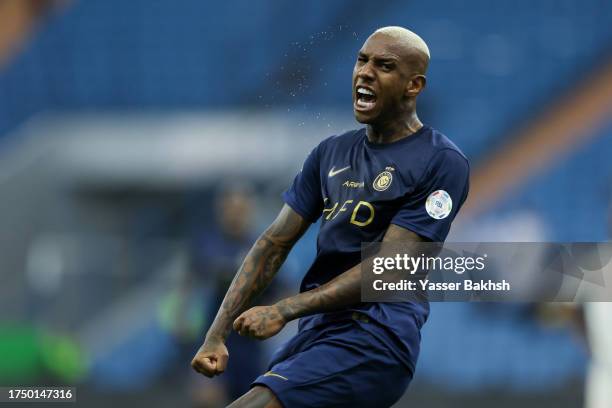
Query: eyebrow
357 52 399 62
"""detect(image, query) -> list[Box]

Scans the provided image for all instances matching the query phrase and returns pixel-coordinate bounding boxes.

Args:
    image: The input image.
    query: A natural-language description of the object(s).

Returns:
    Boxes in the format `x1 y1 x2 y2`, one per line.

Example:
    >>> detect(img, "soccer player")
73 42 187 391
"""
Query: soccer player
191 26 470 408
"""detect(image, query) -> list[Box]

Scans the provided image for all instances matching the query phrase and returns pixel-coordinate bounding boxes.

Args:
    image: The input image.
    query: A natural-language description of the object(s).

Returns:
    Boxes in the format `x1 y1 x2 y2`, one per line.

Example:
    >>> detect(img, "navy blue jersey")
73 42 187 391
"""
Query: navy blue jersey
282 125 469 371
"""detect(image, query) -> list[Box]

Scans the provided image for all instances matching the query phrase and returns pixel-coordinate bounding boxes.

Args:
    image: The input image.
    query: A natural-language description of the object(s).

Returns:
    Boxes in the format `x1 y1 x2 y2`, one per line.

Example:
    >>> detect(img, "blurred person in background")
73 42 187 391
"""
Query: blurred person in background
165 184 284 406
583 196 612 408
193 184 267 405
191 26 469 408
584 300 612 408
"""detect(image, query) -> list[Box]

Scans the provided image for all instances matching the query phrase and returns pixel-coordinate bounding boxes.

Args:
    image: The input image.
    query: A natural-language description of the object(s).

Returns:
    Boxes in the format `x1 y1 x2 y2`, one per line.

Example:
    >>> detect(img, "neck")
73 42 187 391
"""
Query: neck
366 111 423 144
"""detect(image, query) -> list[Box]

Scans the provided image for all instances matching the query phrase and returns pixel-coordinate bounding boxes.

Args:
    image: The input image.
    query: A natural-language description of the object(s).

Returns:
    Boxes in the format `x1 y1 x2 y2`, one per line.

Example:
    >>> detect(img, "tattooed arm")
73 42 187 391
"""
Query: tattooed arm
234 224 426 339
191 204 310 378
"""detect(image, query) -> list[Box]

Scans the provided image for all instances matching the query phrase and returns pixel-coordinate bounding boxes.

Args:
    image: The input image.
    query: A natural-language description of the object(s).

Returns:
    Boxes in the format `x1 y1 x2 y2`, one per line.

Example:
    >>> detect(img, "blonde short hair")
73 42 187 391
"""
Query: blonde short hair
374 26 430 59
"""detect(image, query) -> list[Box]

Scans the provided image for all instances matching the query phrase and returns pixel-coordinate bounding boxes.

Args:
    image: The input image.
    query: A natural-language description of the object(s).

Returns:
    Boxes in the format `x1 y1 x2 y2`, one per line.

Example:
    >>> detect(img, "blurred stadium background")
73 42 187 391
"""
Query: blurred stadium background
0 0 610 407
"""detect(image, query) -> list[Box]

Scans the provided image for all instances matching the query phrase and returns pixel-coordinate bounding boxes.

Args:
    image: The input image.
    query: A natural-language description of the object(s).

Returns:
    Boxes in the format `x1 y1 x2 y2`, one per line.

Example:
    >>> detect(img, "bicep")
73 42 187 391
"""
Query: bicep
382 225 435 264
383 224 430 243
264 204 311 248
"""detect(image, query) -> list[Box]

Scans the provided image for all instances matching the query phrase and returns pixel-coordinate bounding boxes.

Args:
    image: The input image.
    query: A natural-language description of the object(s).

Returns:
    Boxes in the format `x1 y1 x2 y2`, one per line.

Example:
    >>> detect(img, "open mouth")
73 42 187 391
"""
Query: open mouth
355 86 377 111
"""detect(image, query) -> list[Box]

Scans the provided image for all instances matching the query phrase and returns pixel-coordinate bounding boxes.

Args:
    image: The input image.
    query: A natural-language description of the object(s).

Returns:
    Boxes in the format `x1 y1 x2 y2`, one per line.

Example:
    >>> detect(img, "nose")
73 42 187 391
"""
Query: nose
356 61 375 81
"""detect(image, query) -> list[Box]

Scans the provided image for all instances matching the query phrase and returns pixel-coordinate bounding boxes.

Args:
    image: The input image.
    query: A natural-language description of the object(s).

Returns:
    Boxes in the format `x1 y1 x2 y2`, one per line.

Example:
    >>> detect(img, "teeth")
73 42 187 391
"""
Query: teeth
357 87 375 96
356 99 376 109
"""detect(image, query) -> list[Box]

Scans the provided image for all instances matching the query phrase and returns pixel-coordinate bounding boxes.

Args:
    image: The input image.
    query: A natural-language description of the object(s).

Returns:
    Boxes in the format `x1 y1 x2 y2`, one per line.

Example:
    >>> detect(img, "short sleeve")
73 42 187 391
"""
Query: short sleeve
391 149 470 241
282 143 324 223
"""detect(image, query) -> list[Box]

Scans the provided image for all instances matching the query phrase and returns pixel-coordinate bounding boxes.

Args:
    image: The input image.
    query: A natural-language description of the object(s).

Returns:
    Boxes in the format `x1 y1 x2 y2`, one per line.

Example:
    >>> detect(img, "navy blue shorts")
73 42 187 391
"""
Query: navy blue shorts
252 319 413 408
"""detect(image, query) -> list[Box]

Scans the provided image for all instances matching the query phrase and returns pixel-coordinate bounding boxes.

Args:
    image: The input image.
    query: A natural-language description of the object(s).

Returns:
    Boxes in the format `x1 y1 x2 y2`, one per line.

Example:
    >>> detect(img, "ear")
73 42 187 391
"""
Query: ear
405 75 426 97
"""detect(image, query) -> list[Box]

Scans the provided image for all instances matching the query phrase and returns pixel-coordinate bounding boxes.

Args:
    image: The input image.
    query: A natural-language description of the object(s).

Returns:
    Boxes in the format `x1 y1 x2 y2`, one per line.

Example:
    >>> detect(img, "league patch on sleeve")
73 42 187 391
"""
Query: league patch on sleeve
425 190 452 219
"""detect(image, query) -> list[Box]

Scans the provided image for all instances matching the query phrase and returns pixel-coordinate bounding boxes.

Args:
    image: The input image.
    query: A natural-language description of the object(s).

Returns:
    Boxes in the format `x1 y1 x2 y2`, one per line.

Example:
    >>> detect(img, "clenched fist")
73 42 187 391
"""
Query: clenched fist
233 305 287 340
191 338 229 378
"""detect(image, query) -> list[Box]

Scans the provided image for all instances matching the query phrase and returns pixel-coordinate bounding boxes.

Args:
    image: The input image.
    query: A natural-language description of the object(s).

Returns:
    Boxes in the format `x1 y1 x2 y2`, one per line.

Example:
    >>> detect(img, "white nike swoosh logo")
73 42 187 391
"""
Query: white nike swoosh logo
328 166 351 177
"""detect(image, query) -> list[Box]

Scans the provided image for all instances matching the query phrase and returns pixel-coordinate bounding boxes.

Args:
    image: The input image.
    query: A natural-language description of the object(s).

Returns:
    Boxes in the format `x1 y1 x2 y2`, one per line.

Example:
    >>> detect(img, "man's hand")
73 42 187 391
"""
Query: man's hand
190 206 307 375
191 338 229 378
233 305 287 340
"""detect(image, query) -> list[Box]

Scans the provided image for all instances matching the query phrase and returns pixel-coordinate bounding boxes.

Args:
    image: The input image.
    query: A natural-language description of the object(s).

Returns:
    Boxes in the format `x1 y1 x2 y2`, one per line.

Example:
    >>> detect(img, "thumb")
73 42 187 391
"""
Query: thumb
233 314 245 332
203 355 217 371
193 354 217 376
216 353 229 374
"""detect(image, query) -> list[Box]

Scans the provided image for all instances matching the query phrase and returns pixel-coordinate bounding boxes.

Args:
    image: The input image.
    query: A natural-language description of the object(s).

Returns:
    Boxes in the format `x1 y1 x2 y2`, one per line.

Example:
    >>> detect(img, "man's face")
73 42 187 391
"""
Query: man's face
218 191 252 239
352 33 412 124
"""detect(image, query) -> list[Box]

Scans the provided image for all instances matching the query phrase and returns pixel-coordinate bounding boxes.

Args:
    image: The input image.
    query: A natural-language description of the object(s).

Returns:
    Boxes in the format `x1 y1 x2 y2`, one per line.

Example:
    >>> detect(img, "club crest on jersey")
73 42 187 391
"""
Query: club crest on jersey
373 170 393 191
425 190 452 219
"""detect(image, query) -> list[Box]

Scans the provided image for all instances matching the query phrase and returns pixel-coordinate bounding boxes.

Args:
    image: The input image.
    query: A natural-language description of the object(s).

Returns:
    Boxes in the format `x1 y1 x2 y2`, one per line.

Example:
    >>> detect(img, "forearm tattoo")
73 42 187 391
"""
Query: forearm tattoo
276 264 362 321
205 206 309 342
276 224 426 321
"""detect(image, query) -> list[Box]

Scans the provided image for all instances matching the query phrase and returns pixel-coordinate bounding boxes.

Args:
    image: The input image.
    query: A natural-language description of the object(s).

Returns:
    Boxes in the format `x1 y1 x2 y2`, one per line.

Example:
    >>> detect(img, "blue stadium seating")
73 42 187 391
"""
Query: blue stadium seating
0 0 610 159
